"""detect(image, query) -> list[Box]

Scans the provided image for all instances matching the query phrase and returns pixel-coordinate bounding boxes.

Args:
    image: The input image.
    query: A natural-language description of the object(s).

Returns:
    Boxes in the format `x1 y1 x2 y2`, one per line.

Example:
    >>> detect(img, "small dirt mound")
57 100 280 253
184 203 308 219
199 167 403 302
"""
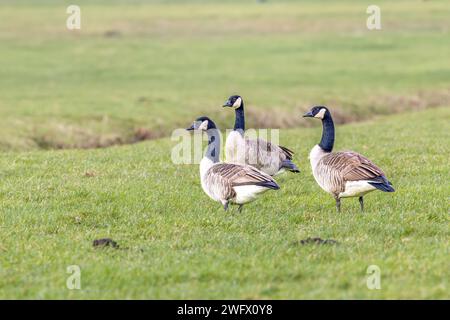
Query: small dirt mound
294 237 338 245
103 30 121 38
93 238 119 249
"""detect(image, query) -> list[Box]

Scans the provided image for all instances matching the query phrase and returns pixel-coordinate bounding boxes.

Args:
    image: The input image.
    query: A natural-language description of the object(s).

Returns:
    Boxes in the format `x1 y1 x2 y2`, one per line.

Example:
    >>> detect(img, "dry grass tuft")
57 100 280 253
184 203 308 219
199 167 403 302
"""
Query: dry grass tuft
245 104 357 129
84 171 97 177
376 89 450 113
25 89 450 150
133 127 165 142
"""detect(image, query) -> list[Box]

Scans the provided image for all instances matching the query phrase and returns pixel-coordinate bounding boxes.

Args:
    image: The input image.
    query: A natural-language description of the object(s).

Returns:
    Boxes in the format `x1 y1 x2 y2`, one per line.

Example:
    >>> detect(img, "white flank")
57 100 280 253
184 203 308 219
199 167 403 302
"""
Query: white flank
339 180 377 198
233 185 269 204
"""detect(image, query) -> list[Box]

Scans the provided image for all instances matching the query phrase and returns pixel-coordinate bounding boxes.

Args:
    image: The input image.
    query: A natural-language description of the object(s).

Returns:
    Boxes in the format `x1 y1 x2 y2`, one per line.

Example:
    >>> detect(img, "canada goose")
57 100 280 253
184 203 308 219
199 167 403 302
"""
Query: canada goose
222 95 299 176
186 116 280 212
303 106 395 212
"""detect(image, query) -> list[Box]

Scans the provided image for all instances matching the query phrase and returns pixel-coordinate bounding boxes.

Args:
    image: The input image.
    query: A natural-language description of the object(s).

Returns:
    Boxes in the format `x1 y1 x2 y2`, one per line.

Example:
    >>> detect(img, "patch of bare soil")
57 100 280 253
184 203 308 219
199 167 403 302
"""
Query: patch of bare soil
93 238 119 249
292 237 338 246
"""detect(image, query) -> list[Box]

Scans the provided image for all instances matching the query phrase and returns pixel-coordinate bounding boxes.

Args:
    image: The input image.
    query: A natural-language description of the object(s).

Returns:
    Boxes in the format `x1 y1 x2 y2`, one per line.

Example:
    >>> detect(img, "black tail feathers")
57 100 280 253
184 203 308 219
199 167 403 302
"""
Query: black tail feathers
281 160 300 173
369 176 395 192
259 181 280 190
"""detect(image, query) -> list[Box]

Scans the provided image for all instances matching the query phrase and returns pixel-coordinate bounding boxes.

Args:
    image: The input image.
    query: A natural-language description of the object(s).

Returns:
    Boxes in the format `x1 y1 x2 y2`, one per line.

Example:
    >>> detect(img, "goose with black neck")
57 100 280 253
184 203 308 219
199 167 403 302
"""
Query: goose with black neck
303 106 395 212
223 95 299 176
186 116 280 212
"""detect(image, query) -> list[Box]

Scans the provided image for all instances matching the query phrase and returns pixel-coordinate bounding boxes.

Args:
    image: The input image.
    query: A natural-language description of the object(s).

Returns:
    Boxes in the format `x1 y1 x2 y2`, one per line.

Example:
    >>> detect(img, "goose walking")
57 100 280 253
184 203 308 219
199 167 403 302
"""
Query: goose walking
303 106 395 212
186 116 280 212
222 95 299 176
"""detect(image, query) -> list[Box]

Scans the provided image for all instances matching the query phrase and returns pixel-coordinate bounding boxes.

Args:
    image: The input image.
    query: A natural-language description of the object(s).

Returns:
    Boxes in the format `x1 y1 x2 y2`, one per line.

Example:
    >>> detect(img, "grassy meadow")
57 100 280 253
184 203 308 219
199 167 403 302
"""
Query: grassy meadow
0 0 449 149
0 108 448 299
0 0 449 299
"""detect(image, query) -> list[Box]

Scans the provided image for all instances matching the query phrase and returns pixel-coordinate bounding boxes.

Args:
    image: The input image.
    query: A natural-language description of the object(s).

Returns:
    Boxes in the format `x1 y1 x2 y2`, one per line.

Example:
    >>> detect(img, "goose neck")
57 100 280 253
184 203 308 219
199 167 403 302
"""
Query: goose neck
204 128 220 163
319 114 335 152
234 104 245 133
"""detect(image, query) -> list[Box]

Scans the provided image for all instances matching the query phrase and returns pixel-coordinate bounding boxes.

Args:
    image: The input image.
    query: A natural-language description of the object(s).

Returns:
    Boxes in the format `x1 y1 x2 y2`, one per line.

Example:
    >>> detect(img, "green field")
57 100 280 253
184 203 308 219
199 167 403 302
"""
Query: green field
0 0 449 299
0 0 449 149
0 108 448 299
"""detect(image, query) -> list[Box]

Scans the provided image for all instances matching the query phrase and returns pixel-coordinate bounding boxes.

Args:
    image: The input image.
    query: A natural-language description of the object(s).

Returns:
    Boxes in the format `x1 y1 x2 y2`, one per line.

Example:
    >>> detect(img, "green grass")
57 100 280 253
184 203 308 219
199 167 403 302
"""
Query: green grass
0 0 448 299
0 107 448 299
0 0 449 149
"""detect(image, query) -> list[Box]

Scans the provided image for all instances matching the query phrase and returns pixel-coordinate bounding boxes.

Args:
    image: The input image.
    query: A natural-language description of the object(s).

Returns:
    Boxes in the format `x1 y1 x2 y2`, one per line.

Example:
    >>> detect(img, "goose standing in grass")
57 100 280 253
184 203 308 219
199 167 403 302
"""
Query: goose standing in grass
186 116 280 212
303 106 395 212
222 95 299 176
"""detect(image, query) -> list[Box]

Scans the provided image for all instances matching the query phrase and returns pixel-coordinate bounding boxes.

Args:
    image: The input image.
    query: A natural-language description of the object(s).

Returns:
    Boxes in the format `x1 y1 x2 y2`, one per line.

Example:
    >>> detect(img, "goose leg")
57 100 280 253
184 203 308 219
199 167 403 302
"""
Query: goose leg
238 204 243 213
359 196 364 212
223 201 229 211
335 198 341 213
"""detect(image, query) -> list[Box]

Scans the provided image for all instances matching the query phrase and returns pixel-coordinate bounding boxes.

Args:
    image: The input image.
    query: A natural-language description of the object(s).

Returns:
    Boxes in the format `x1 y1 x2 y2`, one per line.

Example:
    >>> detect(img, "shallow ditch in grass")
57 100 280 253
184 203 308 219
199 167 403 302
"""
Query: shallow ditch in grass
8 89 450 151
29 126 165 150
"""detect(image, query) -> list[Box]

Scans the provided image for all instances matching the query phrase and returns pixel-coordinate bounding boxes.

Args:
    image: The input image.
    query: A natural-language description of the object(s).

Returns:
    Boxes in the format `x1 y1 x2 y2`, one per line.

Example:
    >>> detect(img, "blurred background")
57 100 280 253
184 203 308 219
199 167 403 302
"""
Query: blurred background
1 0 449 150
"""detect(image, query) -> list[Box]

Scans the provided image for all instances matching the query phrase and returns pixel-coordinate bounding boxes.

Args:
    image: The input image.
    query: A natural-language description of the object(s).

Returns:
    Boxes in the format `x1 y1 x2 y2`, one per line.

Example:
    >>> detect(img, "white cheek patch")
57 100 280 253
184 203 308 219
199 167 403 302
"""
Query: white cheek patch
198 120 209 131
314 108 326 119
233 97 242 109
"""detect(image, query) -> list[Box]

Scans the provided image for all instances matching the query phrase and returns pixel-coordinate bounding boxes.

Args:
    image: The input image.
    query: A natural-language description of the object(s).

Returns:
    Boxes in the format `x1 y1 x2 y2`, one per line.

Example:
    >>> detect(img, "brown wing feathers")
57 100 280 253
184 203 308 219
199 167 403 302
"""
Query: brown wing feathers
209 163 278 188
278 145 294 160
245 137 294 161
322 151 385 182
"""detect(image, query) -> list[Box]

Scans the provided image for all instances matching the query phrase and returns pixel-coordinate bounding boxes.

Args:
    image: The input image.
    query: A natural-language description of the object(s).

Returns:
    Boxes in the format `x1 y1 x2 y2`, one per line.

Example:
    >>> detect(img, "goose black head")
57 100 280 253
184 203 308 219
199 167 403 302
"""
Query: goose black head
303 106 330 120
222 95 243 109
186 116 217 131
